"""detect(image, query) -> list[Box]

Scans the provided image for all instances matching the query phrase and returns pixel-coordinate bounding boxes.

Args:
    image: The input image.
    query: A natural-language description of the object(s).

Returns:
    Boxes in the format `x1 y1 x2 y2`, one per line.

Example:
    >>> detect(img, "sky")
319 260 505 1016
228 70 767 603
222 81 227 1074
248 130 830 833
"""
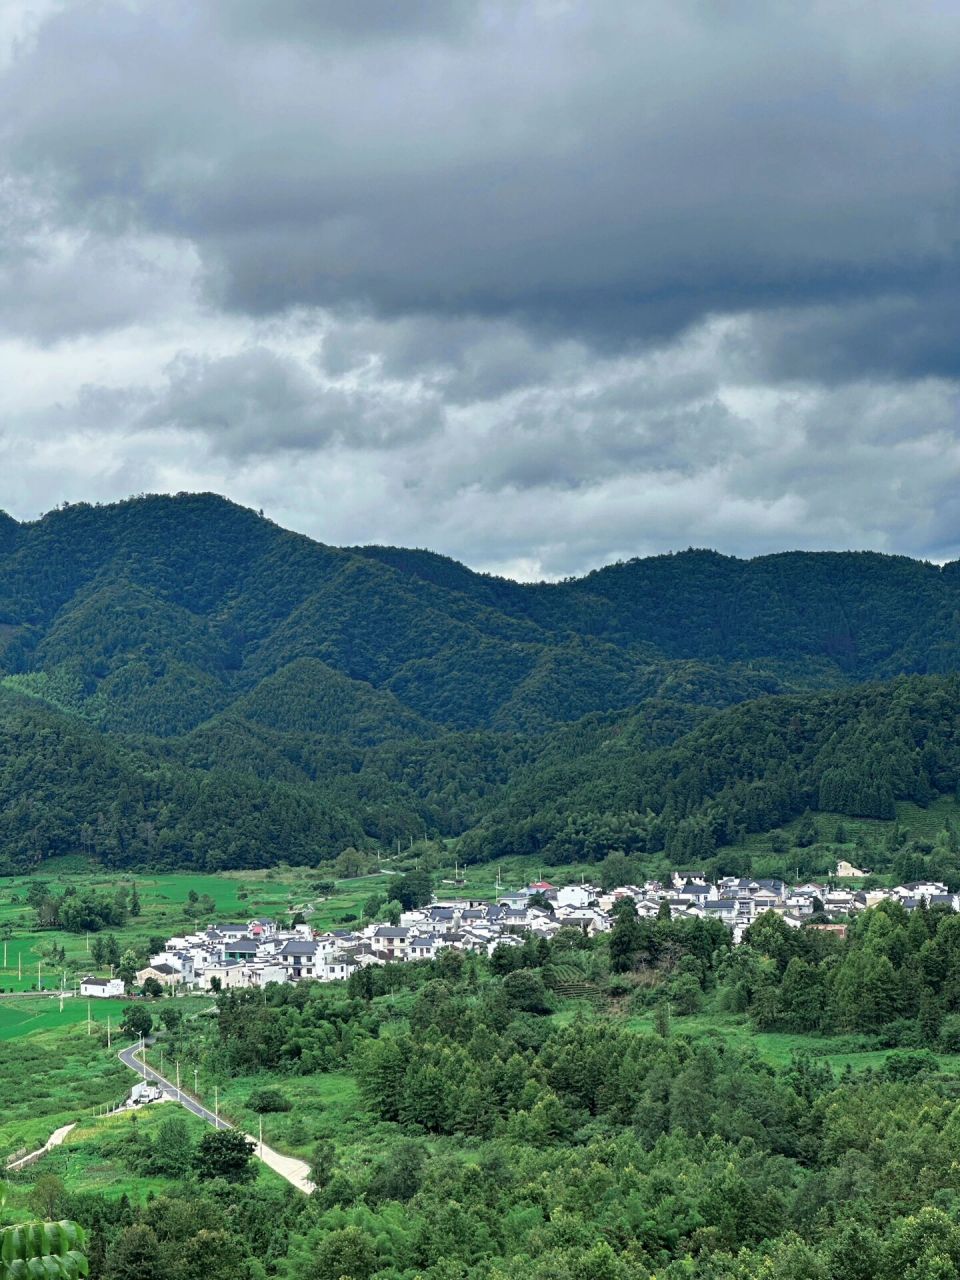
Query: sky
0 1 957 580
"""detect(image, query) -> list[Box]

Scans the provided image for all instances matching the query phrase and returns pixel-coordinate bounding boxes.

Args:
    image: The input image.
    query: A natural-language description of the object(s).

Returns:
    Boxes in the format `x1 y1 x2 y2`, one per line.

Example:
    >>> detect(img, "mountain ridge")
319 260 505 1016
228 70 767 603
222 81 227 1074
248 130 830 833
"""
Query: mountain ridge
0 492 958 874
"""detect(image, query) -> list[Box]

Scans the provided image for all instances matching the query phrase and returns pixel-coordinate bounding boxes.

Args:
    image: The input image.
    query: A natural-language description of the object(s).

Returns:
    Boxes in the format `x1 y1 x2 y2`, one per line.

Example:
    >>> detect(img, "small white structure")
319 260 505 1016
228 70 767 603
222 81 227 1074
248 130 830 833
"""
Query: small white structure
836 860 867 878
556 885 594 909
80 976 124 998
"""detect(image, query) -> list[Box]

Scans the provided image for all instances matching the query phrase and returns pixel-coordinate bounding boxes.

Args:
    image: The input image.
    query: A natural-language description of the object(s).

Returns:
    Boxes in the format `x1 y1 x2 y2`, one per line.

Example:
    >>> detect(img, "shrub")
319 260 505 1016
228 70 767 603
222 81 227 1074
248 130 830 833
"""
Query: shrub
247 1087 292 1114
882 1050 940 1081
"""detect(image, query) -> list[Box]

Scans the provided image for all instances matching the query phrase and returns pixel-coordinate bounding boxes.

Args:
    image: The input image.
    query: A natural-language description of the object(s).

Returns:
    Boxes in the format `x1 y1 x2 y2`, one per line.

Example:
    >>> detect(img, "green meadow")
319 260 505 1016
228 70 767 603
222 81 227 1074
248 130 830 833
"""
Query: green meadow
617 1008 960 1074
0 995 128 1041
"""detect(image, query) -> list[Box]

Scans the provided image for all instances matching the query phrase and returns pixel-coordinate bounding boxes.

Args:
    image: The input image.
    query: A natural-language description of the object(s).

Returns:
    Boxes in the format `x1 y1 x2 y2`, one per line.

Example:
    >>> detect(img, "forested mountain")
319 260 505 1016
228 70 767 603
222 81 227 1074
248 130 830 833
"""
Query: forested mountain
0 493 959 871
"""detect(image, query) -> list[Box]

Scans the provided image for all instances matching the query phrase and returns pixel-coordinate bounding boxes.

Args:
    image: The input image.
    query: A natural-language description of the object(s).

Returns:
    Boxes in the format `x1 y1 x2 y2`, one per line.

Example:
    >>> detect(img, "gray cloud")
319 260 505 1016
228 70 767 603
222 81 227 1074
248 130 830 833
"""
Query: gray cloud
135 346 446 458
220 0 477 44
0 1 957 580
1 0 957 365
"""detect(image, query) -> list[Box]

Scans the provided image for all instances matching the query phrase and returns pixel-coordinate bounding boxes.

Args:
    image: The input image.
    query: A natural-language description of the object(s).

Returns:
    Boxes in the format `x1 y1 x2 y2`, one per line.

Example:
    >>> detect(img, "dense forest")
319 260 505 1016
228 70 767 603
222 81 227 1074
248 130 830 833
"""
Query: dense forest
46 912 960 1279
0 493 959 872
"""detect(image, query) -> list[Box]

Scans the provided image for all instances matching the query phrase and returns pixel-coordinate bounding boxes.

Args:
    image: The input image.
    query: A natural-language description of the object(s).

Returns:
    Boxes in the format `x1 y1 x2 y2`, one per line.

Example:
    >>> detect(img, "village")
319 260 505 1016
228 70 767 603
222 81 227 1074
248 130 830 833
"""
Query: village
78 869 960 997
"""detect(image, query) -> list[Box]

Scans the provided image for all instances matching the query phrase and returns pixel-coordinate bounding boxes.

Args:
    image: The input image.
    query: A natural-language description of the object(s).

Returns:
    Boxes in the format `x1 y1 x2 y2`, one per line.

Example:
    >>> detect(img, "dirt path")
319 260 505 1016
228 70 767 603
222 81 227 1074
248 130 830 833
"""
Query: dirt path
7 1122 77 1172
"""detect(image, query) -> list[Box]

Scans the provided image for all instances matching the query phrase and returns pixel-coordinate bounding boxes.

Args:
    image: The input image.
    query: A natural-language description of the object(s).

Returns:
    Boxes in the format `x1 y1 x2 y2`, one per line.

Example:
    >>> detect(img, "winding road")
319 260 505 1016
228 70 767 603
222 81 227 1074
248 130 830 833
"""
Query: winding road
117 1042 314 1193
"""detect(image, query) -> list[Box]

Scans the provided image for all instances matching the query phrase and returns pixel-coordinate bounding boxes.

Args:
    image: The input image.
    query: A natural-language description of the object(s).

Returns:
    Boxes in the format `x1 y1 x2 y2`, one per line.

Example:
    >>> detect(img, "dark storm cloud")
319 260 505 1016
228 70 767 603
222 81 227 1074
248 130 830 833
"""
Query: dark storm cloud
728 287 960 384
1 0 957 369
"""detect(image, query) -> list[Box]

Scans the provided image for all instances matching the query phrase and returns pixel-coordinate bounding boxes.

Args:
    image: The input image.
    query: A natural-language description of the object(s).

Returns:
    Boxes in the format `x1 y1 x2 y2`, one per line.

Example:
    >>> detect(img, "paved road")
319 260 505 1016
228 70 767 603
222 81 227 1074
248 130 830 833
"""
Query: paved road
118 1042 314 1193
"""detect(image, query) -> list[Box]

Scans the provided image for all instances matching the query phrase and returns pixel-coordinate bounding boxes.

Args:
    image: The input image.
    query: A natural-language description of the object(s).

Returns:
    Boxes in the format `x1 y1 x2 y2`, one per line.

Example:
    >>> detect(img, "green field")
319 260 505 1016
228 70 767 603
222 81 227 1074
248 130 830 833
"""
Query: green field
0 866 361 991
0 995 129 1041
617 1008 960 1073
137 1062 366 1163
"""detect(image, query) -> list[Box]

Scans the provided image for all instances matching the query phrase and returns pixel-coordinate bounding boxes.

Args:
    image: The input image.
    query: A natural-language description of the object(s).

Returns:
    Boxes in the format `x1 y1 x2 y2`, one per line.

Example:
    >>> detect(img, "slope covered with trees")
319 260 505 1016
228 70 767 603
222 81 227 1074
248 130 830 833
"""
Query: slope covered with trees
0 493 958 872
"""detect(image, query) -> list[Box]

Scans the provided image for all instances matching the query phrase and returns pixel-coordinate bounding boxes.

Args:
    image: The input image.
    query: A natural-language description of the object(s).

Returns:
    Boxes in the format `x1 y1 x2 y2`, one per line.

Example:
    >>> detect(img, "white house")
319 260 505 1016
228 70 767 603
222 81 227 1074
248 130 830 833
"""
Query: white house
556 885 594 909
80 975 124 998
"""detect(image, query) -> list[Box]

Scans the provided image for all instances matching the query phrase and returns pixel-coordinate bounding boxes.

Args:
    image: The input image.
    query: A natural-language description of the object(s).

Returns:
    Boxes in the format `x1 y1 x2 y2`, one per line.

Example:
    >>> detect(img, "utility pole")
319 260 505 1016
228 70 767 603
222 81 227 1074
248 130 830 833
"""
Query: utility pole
176 1060 181 1100
194 1067 198 1095
38 959 41 990
159 1047 164 1077
107 1017 111 1049
259 1115 263 1156
2 941 6 967
214 1084 219 1125
18 953 21 981
87 1000 92 1035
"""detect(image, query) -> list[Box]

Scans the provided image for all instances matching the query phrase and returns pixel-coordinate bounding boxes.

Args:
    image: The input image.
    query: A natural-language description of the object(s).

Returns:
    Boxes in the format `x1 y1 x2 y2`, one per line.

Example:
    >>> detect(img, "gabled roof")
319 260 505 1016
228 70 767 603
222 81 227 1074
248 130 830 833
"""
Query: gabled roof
279 940 318 956
682 880 710 896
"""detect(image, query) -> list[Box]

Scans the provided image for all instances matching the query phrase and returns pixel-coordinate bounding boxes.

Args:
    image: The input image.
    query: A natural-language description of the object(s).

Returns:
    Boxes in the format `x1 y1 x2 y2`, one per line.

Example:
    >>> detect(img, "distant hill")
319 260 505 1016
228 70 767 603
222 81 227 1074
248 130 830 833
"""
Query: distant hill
0 492 958 872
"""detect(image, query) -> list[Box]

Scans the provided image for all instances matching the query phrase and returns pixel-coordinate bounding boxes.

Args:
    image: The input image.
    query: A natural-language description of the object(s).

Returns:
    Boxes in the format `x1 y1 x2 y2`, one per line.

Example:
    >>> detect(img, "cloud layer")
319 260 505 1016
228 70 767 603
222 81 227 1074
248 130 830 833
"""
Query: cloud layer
0 0 957 578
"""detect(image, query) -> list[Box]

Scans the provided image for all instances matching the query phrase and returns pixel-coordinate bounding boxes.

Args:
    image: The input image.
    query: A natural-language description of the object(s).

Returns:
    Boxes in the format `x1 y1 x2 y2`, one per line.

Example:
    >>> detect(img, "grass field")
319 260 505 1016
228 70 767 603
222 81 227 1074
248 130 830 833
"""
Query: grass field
0 995 129 1041
0 865 369 991
546 1003 960 1074
146 1064 366 1162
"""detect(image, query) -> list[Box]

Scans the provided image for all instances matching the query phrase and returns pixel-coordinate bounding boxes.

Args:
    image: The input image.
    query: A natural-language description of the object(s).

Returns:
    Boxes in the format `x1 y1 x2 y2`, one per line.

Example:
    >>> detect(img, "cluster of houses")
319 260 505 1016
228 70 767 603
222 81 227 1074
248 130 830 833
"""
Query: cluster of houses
602 872 959 943
77 871 959 996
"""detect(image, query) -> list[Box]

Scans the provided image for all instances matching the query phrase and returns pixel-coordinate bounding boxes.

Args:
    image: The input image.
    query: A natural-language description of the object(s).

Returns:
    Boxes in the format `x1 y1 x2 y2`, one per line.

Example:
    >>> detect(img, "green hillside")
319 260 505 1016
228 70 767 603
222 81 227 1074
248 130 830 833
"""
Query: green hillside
0 493 958 873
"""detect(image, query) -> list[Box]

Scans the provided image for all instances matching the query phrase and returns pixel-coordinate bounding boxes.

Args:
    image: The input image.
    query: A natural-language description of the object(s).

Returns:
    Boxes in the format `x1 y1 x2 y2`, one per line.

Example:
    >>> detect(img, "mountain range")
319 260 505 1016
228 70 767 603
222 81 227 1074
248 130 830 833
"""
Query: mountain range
0 493 957 874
